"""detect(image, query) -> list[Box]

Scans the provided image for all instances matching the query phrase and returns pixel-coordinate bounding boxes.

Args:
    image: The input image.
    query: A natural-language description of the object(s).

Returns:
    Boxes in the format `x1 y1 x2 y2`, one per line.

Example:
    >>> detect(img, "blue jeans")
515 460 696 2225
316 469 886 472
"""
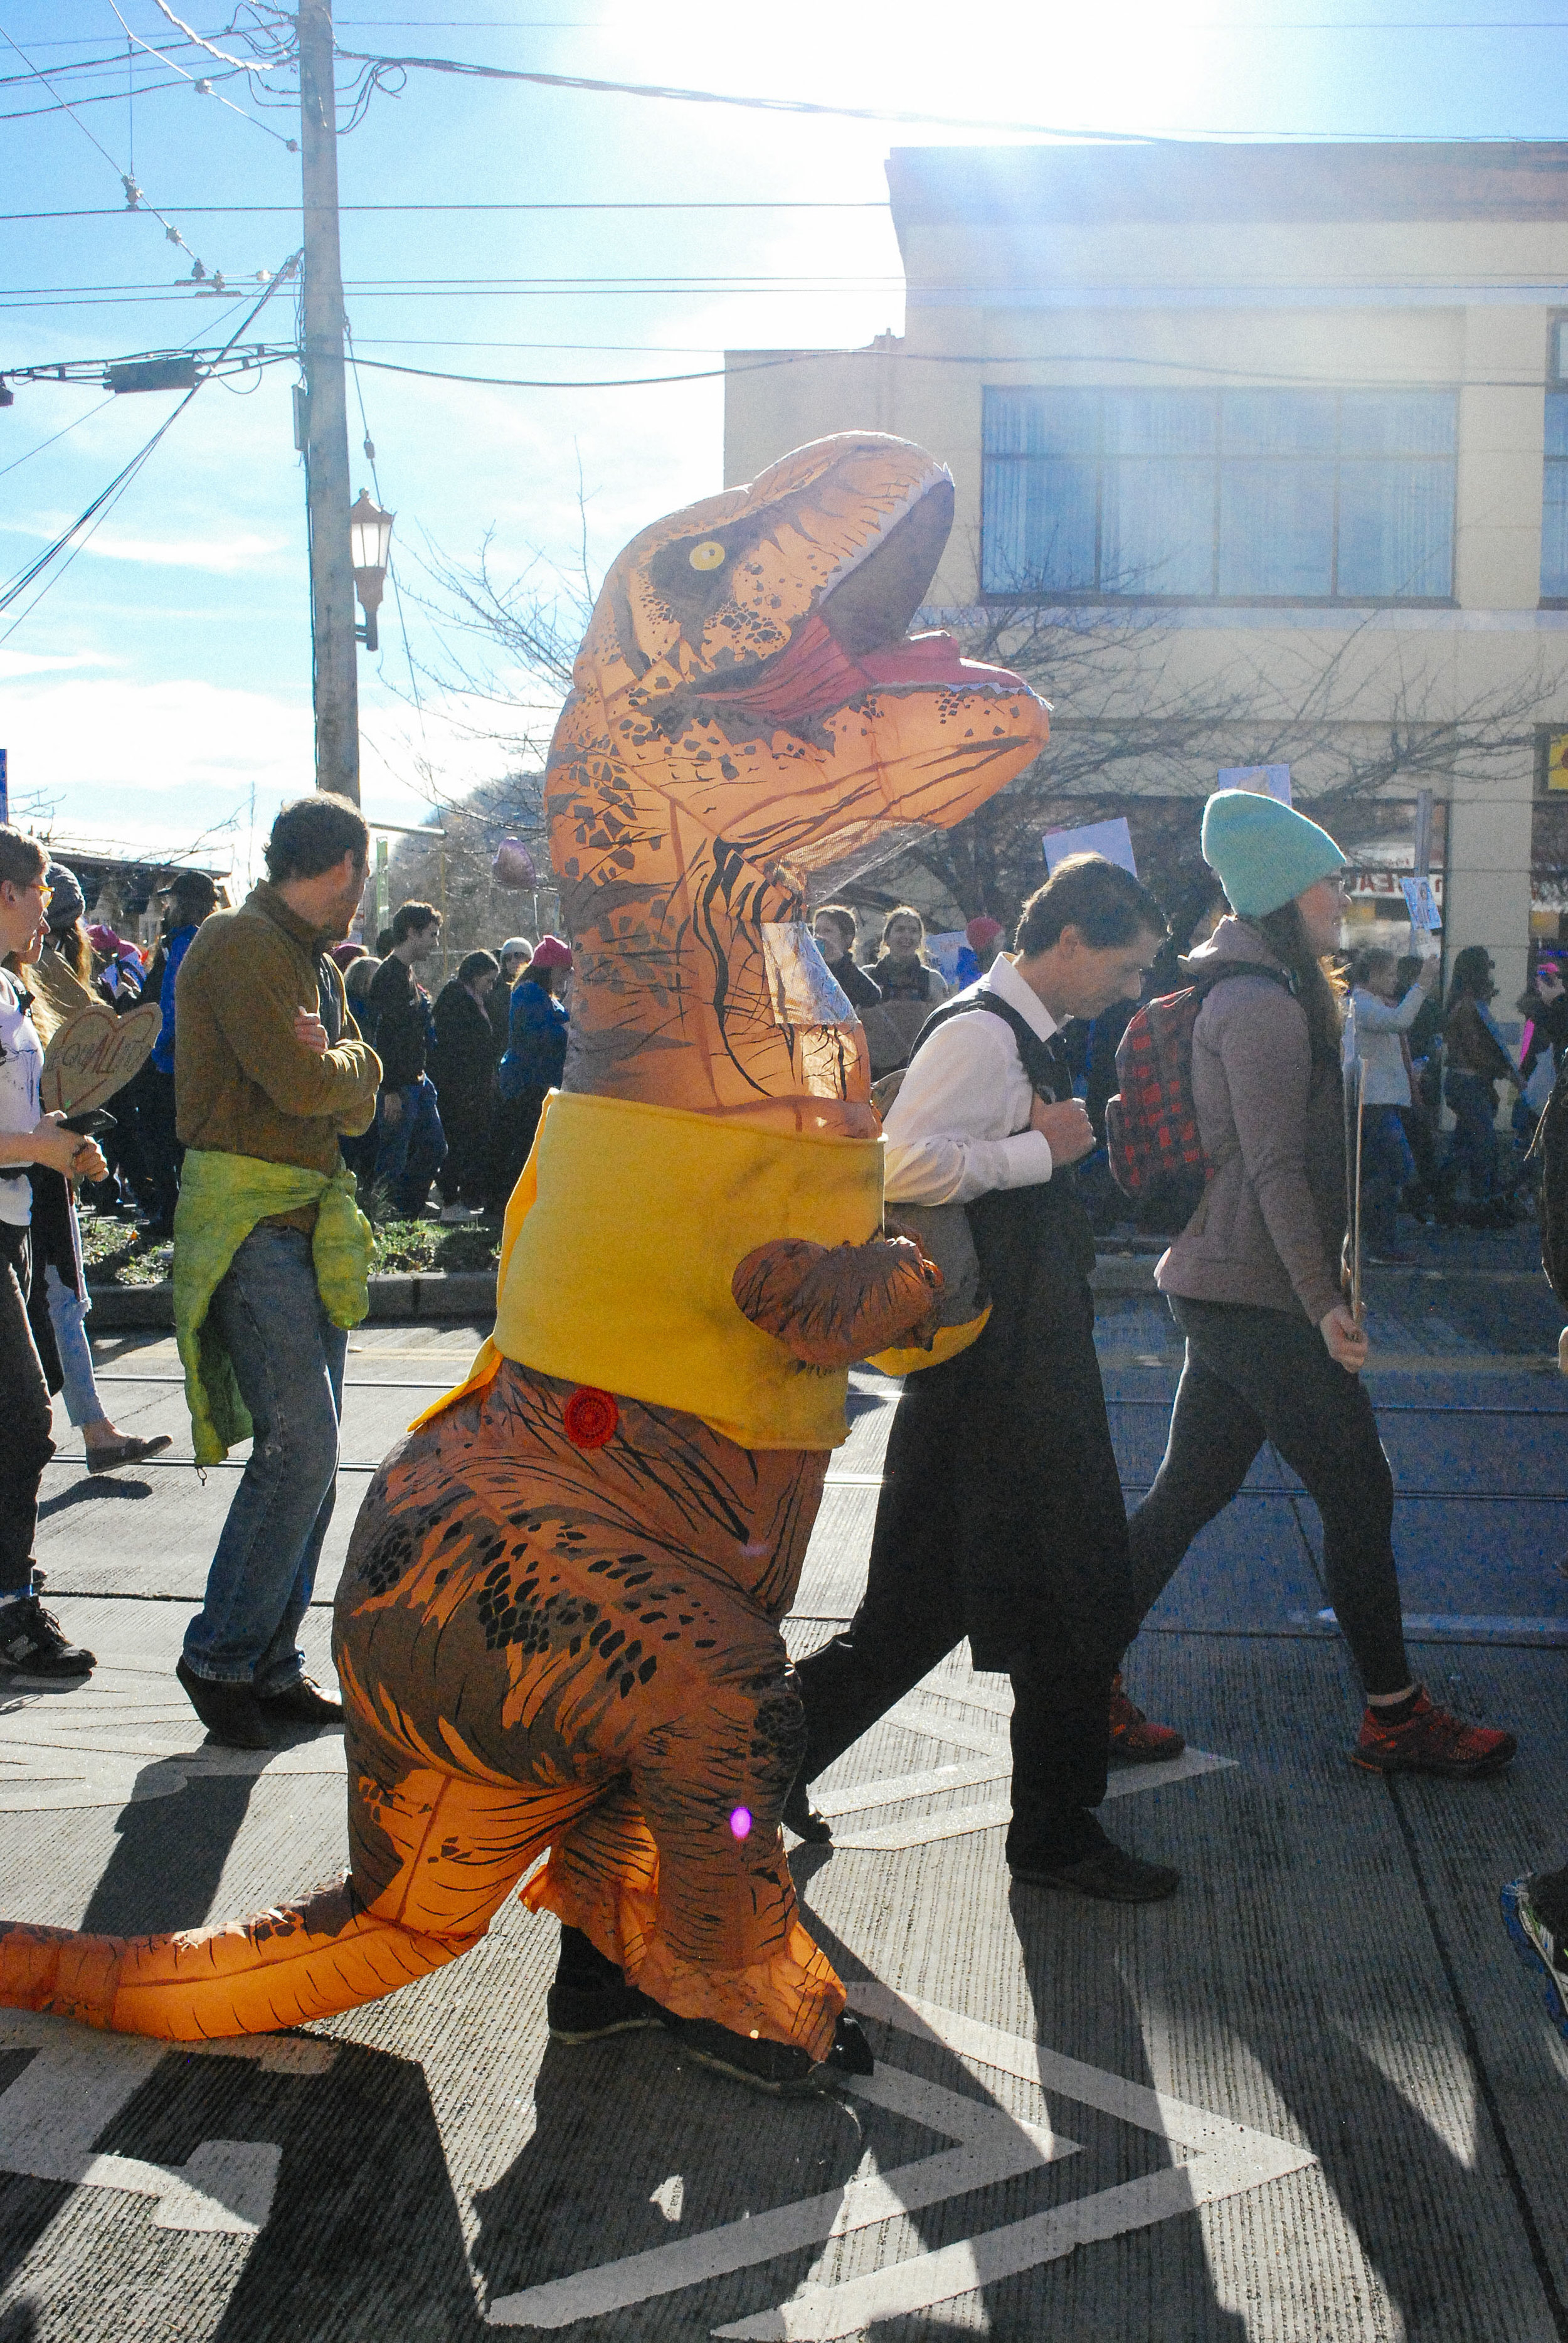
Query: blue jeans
374 1075 447 1218
1361 1105 1416 1253
1443 1070 1498 1200
43 1262 103 1428
183 1225 346 1691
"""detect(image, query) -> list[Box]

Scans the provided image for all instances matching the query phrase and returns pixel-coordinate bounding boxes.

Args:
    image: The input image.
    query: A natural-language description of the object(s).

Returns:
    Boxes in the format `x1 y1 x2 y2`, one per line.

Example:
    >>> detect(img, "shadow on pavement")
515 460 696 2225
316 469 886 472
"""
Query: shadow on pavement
36 1477 154 1521
79 1771 260 1938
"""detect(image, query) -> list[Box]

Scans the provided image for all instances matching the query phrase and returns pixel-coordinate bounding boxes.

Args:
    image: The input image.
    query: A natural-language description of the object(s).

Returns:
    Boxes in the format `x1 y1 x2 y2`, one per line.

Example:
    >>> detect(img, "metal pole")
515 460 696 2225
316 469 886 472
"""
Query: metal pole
298 0 359 802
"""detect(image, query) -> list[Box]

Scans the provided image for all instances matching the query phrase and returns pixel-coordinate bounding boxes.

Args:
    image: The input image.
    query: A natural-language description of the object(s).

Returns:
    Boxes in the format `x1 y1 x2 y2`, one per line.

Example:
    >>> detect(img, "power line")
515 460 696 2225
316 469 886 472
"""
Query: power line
0 263 297 644
0 395 117 482
103 0 297 149
0 201 893 217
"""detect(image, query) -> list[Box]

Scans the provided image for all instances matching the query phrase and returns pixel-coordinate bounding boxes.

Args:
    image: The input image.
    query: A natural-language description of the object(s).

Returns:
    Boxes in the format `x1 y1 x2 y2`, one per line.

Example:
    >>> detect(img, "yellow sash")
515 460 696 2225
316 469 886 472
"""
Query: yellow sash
411 1090 884 1452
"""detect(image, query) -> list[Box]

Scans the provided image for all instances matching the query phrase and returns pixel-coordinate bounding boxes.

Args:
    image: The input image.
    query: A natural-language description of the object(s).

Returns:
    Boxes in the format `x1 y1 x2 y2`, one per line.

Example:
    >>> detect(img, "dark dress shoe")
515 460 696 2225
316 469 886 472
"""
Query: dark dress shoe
258 1677 344 1726
176 1656 273 1750
87 1433 172 1475
1011 1840 1181 1903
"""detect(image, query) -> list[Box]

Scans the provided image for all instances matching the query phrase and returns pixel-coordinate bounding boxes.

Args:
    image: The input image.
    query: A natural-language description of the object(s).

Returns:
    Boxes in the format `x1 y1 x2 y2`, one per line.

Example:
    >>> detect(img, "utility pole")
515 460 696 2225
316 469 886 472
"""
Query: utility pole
297 0 359 802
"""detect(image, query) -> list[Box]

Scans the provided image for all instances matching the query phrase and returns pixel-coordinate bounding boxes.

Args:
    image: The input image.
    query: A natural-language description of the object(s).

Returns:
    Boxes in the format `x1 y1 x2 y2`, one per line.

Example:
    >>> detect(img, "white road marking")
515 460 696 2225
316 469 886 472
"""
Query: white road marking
807 1681 1234 1852
0 2010 335 2234
711 1989 1317 2340
0 1669 346 1811
484 2049 1079 2328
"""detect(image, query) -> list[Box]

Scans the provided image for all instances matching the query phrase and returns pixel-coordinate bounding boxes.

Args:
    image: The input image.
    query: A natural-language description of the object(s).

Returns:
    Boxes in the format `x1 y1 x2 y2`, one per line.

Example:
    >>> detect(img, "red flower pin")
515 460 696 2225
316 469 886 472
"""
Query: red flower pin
563 1386 619 1450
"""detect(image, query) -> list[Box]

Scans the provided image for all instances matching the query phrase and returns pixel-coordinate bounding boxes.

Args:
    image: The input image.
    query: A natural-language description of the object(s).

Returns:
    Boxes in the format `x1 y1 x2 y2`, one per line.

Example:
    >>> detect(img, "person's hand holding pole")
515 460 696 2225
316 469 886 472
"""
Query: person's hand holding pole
1320 1302 1369 1373
29 1114 107 1185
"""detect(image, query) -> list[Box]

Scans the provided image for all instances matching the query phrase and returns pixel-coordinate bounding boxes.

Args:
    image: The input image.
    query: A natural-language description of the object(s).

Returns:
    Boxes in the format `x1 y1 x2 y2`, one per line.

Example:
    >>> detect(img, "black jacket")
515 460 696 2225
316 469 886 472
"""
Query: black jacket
430 981 497 1107
368 956 432 1089
824 953 882 1012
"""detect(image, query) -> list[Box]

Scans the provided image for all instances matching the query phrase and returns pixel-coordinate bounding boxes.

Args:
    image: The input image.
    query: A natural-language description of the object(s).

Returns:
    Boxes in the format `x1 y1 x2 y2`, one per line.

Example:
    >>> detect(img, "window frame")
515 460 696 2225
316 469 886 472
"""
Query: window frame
1539 314 1568 609
980 384 1459 610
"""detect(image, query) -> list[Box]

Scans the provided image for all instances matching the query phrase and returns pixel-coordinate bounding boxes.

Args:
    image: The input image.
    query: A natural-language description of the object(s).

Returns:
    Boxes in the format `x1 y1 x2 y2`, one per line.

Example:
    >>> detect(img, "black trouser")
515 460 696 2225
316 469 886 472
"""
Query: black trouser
1127 1295 1411 1696
0 1225 53 1595
793 1253 1131 1869
139 1066 183 1231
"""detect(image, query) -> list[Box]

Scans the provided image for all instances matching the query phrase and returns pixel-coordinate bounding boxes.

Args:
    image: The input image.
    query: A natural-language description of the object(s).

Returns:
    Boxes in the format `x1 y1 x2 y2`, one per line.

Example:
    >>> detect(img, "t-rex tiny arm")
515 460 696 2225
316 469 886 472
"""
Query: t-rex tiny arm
732 1235 942 1368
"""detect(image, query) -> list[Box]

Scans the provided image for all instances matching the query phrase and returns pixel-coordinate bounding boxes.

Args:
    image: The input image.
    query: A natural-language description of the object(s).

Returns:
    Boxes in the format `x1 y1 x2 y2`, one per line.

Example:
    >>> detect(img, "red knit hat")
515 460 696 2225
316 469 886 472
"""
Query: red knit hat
531 934 573 971
965 915 1004 952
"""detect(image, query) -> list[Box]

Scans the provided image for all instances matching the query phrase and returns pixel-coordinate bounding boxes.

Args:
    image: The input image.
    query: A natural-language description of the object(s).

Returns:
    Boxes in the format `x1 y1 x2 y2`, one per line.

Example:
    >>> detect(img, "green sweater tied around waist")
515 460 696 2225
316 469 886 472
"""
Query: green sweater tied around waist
173 1149 374 1465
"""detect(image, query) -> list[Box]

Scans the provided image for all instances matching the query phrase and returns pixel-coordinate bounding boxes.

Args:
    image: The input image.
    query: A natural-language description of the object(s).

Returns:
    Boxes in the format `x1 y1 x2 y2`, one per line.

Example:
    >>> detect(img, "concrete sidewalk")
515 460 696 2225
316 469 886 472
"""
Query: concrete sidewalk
1 1273 1565 2342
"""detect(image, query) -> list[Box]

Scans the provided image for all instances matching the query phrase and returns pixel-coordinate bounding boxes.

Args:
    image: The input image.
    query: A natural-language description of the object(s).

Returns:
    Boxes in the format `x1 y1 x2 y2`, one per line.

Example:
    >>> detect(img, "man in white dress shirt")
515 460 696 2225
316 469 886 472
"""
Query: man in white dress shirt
786 855 1182 1901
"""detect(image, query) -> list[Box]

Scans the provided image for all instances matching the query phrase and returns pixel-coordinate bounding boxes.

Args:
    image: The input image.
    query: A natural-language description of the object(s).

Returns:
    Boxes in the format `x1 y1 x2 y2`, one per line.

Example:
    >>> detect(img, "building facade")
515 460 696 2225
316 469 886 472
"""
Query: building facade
724 142 1568 999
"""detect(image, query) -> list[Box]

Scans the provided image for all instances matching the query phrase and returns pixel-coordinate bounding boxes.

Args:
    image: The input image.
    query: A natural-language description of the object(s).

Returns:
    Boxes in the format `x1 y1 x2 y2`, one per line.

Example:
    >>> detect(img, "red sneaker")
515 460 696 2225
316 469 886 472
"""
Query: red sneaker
1108 1672 1185 1763
1351 1687 1517 1780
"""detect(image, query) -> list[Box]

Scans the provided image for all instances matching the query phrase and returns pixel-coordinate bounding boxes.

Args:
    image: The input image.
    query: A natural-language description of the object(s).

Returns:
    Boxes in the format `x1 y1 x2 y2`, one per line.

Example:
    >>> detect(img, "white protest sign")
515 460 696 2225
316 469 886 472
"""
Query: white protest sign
1042 817 1137 876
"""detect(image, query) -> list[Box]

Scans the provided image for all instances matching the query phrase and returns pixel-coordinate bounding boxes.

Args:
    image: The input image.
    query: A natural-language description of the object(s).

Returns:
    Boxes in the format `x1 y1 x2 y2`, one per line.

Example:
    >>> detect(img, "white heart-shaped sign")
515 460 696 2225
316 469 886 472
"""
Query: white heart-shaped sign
41 1001 163 1115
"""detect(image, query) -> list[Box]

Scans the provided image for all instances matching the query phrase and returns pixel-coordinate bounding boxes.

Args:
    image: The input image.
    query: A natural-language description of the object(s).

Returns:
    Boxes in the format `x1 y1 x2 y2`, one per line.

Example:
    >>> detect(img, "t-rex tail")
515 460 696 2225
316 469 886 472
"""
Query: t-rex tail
0 1879 479 2042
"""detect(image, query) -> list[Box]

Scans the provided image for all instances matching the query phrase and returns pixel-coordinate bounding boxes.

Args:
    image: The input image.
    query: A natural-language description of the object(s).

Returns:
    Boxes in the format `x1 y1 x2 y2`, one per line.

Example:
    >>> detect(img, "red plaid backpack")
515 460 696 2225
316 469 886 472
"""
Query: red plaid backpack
1106 964 1293 1214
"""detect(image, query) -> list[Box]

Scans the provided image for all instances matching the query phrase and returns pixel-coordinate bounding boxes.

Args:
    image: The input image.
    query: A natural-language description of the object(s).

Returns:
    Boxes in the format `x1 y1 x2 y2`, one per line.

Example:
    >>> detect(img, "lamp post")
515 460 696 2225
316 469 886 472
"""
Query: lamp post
349 488 394 654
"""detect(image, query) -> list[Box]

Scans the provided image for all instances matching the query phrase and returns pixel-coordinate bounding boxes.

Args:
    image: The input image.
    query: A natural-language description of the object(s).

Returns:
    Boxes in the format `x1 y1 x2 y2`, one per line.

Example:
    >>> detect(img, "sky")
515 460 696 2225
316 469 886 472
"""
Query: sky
2 0 1567 888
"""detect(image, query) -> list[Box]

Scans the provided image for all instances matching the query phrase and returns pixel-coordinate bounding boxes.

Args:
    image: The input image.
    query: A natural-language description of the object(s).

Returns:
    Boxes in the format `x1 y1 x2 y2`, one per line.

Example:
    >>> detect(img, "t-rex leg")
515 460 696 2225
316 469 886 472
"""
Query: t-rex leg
524 1673 843 2062
0 1723 601 2042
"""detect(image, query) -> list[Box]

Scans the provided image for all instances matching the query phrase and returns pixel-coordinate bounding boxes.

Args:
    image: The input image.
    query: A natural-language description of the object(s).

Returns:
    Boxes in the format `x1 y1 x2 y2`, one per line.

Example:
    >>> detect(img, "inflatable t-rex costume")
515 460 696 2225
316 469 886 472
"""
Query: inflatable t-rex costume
0 433 1047 2081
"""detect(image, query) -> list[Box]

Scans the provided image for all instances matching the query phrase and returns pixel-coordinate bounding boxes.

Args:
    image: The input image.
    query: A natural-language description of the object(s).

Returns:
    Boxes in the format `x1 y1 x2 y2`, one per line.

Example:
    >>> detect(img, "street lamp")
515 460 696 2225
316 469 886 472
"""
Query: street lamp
349 487 394 652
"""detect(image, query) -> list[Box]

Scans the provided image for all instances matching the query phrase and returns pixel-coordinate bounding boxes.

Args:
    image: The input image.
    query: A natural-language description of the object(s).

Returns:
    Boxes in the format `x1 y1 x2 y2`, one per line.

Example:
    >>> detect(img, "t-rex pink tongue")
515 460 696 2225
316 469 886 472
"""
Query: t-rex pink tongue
704 614 1028 734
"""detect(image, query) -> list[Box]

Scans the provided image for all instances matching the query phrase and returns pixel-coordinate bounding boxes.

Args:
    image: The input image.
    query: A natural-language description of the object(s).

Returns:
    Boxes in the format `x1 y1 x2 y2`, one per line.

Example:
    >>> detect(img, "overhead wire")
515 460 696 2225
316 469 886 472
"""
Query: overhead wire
344 314 426 740
103 0 299 148
0 396 117 483
0 20 222 282
0 260 297 644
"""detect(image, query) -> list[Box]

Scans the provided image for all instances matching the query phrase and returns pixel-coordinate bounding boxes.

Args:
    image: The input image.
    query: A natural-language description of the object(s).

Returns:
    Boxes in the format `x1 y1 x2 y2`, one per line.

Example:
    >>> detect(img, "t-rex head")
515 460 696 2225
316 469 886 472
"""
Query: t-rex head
546 432 1049 1129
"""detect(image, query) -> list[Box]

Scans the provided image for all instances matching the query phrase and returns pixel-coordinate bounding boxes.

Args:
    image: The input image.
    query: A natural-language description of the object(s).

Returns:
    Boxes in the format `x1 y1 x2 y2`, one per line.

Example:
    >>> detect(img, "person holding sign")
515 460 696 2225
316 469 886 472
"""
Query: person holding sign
0 826 108 1677
1120 792 1517 1780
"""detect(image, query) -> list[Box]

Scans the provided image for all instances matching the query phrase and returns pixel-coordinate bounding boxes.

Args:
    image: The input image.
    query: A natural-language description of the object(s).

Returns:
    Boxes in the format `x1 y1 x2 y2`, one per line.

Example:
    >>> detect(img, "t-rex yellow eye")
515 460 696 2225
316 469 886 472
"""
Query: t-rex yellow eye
689 539 726 572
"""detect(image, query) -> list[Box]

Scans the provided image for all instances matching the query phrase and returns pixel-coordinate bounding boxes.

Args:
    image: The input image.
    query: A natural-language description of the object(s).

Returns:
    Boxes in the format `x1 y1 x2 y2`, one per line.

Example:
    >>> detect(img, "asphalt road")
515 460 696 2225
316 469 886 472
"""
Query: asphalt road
1 1241 1565 2342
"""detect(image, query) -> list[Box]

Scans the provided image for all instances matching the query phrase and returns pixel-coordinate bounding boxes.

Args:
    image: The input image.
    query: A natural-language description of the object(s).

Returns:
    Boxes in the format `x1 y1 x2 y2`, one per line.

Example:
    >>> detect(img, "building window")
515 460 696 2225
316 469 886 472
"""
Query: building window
982 387 1457 603
1542 322 1568 602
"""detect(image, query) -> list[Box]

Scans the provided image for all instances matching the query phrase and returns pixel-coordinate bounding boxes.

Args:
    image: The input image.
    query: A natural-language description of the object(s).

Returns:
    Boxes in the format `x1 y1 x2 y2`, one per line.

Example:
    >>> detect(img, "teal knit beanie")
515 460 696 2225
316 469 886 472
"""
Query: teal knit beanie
1200 790 1348 920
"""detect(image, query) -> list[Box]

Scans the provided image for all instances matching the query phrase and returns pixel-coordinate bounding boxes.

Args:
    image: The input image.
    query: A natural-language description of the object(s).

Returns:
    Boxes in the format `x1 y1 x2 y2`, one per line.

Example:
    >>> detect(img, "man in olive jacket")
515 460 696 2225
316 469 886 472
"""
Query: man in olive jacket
173 794 381 1748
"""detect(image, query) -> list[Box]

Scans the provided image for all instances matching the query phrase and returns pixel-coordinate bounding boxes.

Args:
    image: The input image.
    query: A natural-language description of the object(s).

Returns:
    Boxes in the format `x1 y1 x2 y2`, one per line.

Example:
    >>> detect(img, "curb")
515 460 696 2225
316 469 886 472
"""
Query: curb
86 1268 502 1331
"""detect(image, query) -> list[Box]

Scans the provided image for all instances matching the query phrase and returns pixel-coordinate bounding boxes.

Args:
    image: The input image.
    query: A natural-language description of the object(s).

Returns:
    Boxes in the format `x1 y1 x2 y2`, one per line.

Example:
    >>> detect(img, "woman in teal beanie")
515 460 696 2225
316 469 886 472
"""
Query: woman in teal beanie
1120 790 1517 1780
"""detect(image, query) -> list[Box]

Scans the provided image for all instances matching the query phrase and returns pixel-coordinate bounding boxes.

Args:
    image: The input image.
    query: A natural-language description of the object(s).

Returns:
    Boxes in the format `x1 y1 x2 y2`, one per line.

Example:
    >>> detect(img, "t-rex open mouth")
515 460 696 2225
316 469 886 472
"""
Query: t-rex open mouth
691 473 1027 737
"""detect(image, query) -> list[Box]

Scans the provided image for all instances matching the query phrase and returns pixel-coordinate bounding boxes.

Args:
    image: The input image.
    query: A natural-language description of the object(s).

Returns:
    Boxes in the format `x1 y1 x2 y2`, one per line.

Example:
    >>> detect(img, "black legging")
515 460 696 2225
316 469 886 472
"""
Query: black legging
0 1225 54 1596
1127 1294 1411 1696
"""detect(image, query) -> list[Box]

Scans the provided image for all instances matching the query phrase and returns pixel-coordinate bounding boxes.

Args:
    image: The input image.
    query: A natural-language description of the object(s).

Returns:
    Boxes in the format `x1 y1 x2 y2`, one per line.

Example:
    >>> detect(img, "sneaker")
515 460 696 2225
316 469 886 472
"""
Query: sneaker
673 2011 873 2097
1351 1687 1517 1779
1108 1672 1185 1763
176 1655 273 1750
1500 1875 1568 2043
547 1931 665 2043
0 1593 94 1679
86 1432 173 1476
257 1676 344 1727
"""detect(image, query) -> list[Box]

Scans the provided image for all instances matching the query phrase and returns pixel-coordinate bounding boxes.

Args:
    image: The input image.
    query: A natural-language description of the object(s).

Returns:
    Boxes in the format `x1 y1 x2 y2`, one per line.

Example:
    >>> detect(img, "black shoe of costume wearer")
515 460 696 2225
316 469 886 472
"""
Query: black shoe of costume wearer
1011 1839 1181 1903
175 1655 273 1750
258 1676 344 1728
674 2011 876 2097
0 1592 94 1679
781 1779 832 1843
546 1926 665 2043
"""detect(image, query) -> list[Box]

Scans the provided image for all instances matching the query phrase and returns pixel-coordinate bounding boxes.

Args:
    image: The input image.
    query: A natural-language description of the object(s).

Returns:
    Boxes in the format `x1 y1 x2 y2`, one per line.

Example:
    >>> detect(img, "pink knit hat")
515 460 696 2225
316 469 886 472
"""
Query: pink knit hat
965 915 1004 952
531 935 573 971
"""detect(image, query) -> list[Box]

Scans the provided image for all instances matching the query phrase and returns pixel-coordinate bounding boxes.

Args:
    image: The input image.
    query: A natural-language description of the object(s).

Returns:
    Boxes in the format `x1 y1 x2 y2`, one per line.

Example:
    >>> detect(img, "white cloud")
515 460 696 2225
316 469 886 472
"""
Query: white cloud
13 523 289 576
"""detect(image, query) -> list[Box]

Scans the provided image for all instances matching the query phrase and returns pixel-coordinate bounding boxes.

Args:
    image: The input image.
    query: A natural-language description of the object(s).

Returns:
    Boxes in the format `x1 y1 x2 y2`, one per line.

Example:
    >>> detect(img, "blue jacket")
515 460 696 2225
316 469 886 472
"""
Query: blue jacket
151 925 199 1073
498 979 568 1100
